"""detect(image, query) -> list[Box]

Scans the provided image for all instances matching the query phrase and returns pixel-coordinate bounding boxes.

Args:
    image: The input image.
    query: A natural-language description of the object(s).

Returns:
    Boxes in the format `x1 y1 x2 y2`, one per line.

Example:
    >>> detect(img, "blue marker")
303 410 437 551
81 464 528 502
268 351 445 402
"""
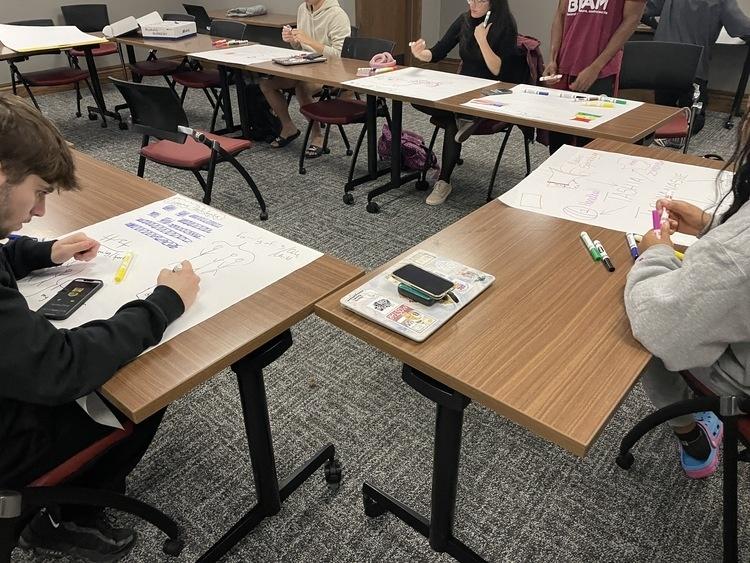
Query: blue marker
7 234 35 241
626 233 639 260
523 88 549 96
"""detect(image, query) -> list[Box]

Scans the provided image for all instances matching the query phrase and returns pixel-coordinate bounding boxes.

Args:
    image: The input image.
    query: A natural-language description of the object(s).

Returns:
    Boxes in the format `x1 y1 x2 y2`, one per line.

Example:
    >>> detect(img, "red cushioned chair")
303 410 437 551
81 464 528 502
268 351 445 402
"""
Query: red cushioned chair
0 419 183 563
619 41 704 154
617 371 750 562
5 20 93 117
172 20 247 133
61 5 124 71
298 36 395 194
111 77 268 220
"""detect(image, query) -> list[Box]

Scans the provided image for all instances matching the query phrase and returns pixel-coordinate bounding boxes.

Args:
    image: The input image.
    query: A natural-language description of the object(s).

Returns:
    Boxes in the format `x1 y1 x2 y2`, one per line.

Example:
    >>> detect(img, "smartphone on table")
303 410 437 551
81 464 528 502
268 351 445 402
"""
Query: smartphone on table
392 264 455 299
38 278 103 320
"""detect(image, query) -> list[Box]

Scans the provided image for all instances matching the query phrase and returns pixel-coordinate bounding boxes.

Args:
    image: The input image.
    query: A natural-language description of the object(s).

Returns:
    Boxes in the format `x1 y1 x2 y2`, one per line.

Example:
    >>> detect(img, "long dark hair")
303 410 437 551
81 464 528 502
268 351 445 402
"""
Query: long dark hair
460 0 518 59
716 112 750 224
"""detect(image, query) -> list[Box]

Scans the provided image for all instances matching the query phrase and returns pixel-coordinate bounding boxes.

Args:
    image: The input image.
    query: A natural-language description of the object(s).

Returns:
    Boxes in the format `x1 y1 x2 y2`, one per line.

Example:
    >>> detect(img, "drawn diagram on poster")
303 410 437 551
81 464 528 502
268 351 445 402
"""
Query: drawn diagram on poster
17 194 322 350
461 84 643 130
189 44 306 66
498 145 734 246
342 67 497 101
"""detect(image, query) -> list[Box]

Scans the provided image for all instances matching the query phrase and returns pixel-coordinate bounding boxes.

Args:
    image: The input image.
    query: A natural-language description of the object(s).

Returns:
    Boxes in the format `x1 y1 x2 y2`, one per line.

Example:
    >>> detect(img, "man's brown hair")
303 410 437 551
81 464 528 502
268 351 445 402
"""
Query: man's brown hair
0 95 77 190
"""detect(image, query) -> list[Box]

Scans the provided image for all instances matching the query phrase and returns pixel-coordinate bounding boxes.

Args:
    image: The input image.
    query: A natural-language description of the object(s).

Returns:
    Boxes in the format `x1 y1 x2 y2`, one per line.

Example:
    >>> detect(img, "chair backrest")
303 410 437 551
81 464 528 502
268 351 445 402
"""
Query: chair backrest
61 4 110 32
183 4 212 33
7 19 54 27
163 13 196 23
209 19 247 40
341 36 395 62
620 41 703 93
110 78 189 142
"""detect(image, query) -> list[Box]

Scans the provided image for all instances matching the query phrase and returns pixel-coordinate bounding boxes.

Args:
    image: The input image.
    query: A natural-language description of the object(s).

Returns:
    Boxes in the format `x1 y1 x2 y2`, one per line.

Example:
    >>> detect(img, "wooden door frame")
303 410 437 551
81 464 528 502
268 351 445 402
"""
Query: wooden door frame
407 0 422 67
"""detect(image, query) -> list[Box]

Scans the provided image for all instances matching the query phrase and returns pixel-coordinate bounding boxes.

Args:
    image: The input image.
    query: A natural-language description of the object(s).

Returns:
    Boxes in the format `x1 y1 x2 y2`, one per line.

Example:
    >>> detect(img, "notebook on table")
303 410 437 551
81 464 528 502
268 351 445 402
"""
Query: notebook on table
340 251 495 342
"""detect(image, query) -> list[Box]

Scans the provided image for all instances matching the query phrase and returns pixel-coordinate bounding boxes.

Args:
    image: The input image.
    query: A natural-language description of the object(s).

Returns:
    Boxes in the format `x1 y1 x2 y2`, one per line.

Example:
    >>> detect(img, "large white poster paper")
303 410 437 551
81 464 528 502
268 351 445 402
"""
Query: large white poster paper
0 24 105 52
17 195 323 350
189 44 306 65
498 146 733 246
342 67 497 101
461 84 643 131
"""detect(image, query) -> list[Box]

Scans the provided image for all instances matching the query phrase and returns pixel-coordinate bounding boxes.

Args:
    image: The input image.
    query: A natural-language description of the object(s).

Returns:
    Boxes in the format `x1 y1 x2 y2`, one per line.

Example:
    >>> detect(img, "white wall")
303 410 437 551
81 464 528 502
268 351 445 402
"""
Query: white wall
1 0 357 85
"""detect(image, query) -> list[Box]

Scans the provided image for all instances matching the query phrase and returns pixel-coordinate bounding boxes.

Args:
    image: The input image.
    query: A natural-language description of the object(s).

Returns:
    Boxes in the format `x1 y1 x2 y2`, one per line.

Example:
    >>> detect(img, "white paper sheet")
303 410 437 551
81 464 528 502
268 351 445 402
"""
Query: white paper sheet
461 84 643 131
342 67 497 102
717 27 746 46
189 44 306 65
498 145 734 246
17 195 323 350
0 24 105 52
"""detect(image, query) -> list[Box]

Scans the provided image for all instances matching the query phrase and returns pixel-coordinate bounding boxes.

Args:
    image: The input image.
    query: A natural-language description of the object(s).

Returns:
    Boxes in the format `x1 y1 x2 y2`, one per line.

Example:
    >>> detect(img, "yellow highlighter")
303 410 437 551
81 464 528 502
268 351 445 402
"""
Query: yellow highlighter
114 252 134 283
583 101 615 108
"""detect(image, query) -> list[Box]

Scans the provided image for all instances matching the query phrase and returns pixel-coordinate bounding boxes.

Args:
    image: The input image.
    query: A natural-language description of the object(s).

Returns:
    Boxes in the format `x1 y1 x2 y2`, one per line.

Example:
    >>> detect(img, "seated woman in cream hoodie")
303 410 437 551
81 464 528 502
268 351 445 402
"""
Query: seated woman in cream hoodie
259 0 351 157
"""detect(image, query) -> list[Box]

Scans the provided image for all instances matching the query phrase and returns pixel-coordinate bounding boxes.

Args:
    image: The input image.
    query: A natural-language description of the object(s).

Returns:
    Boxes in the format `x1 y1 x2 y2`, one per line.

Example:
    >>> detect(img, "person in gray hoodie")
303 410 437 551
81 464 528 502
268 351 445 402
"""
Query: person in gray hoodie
259 0 351 156
625 109 750 478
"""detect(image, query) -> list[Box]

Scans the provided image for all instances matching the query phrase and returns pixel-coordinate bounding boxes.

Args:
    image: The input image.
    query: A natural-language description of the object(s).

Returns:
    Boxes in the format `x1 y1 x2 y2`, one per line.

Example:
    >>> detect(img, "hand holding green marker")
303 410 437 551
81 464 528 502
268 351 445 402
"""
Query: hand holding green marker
579 231 601 261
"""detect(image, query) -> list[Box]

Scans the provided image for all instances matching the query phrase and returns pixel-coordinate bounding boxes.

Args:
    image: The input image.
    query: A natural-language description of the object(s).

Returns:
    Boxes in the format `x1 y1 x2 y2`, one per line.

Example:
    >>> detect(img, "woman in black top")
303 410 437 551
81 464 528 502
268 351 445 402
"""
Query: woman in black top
411 0 525 205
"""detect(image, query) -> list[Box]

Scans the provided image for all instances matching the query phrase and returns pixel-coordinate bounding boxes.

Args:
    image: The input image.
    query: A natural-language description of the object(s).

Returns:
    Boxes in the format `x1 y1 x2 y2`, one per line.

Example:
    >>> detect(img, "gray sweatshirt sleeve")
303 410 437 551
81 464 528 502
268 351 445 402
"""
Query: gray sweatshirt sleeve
624 239 750 371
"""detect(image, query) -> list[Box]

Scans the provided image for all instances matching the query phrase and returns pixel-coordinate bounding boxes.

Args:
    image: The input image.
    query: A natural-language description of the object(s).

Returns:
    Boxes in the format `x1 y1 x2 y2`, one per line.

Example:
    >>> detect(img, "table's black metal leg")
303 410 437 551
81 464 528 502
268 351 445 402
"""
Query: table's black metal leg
219 65 234 131
362 365 487 563
364 99 421 213
367 94 377 177
197 330 340 563
82 47 108 127
725 46 750 130
233 71 251 140
723 413 739 563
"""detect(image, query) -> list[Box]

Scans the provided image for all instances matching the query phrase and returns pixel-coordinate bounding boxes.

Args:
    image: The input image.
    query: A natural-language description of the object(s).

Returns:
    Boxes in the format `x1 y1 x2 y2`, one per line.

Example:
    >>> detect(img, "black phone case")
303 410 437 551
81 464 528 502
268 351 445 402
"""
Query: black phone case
38 279 103 320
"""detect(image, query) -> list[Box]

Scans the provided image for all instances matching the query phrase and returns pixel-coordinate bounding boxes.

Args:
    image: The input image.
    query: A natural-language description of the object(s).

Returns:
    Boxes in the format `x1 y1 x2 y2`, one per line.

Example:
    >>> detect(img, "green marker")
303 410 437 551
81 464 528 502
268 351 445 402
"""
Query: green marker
580 231 601 261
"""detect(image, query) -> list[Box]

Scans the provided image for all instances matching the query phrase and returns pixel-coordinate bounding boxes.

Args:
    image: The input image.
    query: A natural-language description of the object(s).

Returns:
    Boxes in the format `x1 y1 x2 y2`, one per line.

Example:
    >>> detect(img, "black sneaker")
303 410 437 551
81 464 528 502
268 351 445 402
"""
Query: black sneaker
18 509 136 563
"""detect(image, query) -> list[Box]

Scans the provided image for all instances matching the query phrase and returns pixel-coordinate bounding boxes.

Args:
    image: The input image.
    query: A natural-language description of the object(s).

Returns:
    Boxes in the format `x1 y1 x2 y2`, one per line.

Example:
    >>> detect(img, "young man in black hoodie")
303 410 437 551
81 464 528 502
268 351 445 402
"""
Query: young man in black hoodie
0 95 200 562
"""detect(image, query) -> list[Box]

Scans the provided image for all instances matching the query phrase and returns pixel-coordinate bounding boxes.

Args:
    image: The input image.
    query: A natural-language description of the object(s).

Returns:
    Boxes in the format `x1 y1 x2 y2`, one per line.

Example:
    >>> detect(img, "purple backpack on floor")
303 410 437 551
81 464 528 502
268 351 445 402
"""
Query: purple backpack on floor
377 124 438 172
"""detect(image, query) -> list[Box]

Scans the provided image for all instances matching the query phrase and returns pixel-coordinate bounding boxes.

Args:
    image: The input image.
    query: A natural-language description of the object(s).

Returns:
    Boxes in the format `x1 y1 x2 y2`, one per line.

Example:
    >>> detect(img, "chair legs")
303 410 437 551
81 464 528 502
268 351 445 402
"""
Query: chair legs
299 120 315 175
74 81 82 118
486 127 533 202
344 124 369 203
418 125 441 191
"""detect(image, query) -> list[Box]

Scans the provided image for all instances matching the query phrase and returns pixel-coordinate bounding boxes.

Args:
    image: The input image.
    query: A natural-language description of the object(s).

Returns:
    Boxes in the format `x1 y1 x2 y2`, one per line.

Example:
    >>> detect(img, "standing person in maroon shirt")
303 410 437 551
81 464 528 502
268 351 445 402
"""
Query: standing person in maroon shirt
543 0 647 153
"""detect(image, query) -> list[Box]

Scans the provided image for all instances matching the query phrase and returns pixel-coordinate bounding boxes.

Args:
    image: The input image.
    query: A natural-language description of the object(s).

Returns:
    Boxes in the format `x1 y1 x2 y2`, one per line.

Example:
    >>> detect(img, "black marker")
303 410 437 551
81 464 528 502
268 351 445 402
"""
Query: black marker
593 240 615 272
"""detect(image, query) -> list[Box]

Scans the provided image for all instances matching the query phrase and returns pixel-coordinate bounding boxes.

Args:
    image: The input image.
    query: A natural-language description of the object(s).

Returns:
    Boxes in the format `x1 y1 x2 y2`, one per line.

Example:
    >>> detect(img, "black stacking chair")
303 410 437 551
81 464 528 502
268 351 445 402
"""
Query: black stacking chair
4 19 93 117
111 78 267 219
60 4 123 67
183 4 212 34
298 36 395 197
620 41 704 153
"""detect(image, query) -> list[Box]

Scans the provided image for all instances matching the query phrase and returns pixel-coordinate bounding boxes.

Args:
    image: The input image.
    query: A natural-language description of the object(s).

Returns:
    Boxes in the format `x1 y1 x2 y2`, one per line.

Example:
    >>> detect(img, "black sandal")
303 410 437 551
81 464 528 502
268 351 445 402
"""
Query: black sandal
305 144 324 158
270 130 300 148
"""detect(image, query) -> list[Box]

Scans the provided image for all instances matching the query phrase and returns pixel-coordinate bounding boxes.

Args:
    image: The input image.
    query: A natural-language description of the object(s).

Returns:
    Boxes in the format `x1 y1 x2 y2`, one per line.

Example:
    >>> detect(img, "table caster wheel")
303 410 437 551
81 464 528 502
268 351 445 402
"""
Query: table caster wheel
118 121 128 130
163 538 184 556
343 192 354 205
260 211 269 221
300 167 307 175
366 201 379 214
324 458 342 492
88 113 98 121
75 111 82 118
616 452 634 470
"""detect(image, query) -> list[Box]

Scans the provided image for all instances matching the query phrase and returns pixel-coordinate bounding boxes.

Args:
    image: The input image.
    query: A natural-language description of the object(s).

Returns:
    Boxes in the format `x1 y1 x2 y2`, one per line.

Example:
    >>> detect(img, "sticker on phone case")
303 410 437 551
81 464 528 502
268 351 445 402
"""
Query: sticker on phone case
369 297 396 314
386 304 436 333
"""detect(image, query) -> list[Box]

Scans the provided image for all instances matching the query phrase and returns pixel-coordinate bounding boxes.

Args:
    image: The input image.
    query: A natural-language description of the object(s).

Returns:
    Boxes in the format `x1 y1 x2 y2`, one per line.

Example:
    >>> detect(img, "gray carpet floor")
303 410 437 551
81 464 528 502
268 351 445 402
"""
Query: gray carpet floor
11 83 745 563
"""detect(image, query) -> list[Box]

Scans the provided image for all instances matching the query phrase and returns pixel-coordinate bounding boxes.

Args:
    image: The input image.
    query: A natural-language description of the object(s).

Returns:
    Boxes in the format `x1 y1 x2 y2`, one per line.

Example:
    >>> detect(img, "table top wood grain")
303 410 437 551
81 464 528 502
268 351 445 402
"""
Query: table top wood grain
39 150 362 422
315 140 727 456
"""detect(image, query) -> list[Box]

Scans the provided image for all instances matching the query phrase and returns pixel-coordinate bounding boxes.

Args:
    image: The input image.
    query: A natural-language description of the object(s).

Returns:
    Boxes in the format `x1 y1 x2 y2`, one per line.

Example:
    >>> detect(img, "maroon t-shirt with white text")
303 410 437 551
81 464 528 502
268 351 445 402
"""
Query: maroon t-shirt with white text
558 0 643 79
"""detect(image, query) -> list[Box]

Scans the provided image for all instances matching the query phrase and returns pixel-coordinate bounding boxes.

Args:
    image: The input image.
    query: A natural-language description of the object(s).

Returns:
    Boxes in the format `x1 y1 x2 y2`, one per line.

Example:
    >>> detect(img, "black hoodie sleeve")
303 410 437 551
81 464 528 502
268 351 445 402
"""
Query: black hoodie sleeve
1 237 58 279
0 282 185 406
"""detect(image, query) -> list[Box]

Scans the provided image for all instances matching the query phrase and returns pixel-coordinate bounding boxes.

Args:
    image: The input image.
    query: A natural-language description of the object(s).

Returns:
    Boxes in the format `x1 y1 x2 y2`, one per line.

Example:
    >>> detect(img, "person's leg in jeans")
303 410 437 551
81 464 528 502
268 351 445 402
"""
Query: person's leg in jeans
548 75 616 154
